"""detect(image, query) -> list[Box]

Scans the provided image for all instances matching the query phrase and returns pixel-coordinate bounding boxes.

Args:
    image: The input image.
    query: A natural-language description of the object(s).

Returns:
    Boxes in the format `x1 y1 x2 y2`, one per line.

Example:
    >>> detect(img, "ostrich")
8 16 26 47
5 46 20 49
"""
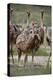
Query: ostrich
9 8 22 63
9 21 22 63
16 11 45 66
46 27 52 65
16 22 44 66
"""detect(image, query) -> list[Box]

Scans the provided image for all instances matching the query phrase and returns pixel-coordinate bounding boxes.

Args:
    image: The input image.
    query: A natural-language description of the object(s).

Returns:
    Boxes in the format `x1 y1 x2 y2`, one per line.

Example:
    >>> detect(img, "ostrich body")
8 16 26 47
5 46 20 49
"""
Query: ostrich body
39 27 44 44
16 26 44 65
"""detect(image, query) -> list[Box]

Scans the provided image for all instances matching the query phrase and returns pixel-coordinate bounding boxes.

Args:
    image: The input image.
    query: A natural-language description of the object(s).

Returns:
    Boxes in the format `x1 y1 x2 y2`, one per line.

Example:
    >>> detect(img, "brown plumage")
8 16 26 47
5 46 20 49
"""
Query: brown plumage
9 23 22 63
16 27 43 65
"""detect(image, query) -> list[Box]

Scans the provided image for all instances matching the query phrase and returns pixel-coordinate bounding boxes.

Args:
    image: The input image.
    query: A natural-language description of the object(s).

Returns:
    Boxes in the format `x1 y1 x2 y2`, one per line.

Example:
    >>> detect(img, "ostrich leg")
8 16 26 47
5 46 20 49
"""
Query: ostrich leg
17 49 21 64
24 53 28 66
32 49 35 62
47 44 51 66
11 43 14 64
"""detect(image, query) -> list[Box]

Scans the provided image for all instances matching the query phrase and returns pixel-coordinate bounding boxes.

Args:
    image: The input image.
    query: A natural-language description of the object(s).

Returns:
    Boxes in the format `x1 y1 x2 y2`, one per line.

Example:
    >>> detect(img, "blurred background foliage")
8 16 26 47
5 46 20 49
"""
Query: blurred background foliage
9 4 51 27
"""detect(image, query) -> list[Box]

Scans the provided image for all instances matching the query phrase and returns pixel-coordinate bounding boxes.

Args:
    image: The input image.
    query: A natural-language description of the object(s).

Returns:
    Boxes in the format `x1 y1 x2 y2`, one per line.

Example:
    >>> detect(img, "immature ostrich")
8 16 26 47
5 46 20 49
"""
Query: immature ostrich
16 29 40 65
16 11 44 65
46 27 52 65
9 21 22 63
16 22 44 65
9 7 23 63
